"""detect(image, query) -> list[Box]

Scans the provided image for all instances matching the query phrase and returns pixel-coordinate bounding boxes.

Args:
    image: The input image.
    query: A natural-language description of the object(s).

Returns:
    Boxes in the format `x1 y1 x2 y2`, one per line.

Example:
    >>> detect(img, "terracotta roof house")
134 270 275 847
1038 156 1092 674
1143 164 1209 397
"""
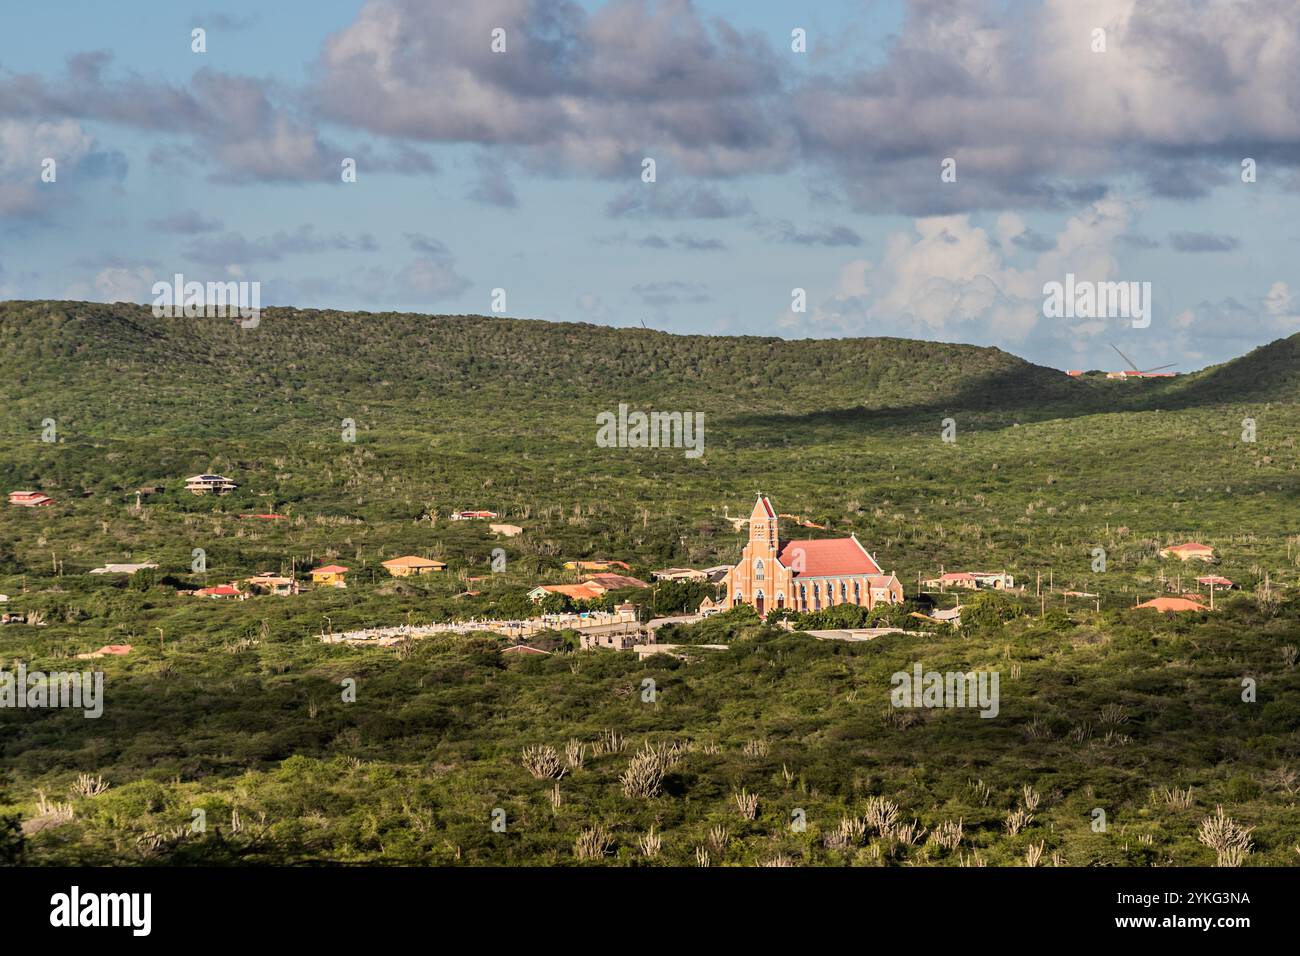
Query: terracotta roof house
245 574 299 596
529 583 608 603
582 573 650 590
382 555 447 577
9 491 54 507
451 509 498 520
722 496 903 617
311 565 349 588
185 474 238 496
195 584 244 599
1159 542 1215 562
1135 596 1211 612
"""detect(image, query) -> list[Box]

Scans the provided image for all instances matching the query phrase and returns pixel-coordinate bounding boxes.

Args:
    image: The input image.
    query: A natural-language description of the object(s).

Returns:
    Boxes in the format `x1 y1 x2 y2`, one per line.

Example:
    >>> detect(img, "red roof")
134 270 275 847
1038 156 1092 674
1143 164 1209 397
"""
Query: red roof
937 572 976 582
98 644 133 655
197 585 241 596
1197 575 1233 586
1136 596 1209 612
313 565 349 574
537 583 607 601
777 537 881 577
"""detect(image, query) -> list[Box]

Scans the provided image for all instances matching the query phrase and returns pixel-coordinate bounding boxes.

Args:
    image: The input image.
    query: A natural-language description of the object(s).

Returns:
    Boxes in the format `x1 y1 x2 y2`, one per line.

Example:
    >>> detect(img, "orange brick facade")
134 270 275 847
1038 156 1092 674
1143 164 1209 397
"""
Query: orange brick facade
722 496 903 617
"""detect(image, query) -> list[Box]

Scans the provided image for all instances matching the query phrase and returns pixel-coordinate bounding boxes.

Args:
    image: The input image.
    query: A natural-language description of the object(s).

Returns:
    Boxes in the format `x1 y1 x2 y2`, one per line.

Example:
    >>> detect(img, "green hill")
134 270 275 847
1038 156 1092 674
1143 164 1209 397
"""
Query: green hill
1 300 1298 868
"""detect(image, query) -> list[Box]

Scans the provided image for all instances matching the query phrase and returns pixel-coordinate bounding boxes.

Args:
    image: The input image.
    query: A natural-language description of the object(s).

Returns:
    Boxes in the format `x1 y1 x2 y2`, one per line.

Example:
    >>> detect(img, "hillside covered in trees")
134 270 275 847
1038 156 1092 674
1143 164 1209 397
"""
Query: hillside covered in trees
0 300 1297 867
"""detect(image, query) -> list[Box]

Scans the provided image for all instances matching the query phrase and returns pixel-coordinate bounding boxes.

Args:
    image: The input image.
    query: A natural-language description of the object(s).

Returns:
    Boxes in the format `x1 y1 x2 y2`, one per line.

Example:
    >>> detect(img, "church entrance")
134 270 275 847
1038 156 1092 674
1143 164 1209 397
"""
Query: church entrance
755 590 765 617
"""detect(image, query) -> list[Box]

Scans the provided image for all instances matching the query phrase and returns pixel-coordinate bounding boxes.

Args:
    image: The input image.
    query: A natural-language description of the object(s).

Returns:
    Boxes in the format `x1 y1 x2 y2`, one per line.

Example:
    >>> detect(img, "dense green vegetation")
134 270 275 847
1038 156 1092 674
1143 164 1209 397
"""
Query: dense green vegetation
1 300 1297 866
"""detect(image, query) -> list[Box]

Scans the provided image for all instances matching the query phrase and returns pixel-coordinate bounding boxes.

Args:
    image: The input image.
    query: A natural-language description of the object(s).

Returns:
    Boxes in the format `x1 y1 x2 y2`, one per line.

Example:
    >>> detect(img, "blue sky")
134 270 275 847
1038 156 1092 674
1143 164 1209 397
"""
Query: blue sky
2 0 1298 373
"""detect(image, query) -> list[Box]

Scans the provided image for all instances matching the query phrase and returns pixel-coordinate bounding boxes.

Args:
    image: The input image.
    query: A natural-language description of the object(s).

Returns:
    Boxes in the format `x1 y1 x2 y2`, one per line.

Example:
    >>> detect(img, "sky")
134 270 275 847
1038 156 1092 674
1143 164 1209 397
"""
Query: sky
2 0 1299 372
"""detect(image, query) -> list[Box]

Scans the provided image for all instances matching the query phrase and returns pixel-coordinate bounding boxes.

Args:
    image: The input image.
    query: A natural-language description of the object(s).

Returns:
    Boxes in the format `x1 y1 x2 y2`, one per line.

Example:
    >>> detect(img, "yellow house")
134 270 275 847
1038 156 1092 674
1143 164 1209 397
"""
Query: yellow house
311 565 349 588
382 555 447 577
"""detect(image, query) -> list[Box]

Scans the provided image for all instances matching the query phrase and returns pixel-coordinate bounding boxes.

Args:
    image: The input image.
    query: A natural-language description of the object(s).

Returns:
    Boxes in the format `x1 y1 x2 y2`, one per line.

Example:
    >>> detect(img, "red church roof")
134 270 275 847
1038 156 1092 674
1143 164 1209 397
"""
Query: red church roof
777 537 882 577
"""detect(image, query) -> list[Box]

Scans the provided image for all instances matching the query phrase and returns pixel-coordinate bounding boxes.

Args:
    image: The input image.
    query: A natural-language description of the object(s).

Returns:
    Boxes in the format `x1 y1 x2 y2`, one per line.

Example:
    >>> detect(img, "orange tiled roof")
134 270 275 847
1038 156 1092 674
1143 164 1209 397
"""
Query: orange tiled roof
382 555 445 568
1136 596 1210 612
539 583 607 601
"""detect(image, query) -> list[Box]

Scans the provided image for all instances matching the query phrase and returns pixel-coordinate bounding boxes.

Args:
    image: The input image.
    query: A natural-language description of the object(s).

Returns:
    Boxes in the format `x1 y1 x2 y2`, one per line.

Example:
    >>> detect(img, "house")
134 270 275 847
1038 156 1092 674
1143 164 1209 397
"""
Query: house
311 565 349 588
1135 596 1211 612
923 571 979 590
89 562 159 575
932 607 963 625
75 644 133 660
581 573 649 590
1159 542 1215 562
245 574 299 596
185 474 238 496
194 583 244 599
1197 575 1234 589
652 567 709 582
563 560 632 572
722 496 903 617
922 570 1014 590
697 595 722 617
451 509 498 520
529 583 608 603
490 523 524 537
9 491 54 507
381 555 447 577
579 623 646 650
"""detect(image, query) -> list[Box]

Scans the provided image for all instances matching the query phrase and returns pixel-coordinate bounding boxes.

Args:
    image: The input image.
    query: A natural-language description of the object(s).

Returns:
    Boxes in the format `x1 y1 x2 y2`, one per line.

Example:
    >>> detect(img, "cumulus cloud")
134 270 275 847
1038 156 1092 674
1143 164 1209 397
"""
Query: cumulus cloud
794 0 1300 213
311 0 795 177
0 118 111 218
793 197 1165 367
0 53 339 183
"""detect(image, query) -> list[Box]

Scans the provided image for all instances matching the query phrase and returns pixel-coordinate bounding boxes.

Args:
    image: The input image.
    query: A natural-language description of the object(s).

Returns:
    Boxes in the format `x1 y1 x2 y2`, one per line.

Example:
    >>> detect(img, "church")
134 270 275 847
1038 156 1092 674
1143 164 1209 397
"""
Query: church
721 496 903 617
